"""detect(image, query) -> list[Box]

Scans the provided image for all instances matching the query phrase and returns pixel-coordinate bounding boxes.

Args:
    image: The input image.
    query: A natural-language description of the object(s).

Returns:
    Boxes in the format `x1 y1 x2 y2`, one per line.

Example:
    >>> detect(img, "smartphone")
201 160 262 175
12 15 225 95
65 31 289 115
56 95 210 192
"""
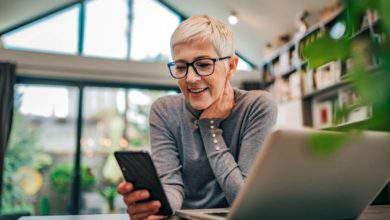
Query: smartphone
114 150 173 216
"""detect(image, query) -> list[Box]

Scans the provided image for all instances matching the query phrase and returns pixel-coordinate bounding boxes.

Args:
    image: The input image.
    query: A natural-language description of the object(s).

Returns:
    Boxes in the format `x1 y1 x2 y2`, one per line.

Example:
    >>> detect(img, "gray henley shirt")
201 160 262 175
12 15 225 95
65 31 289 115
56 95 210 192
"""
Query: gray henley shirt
149 88 277 212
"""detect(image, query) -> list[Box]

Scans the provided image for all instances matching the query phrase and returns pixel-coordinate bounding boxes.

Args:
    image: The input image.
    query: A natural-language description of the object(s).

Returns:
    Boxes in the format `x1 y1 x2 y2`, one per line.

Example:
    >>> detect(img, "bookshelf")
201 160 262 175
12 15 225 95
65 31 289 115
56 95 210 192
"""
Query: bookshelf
257 7 382 129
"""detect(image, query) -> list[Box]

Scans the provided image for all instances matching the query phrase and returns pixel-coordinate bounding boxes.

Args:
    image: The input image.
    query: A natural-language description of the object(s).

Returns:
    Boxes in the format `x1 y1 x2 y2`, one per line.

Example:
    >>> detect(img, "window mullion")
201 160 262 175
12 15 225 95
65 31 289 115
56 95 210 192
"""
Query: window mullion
78 1 86 55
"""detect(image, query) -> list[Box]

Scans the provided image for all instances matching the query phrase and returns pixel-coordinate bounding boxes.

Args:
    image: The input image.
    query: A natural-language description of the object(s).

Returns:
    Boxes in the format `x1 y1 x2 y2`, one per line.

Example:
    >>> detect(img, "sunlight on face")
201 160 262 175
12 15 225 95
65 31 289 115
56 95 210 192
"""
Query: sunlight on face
173 40 231 110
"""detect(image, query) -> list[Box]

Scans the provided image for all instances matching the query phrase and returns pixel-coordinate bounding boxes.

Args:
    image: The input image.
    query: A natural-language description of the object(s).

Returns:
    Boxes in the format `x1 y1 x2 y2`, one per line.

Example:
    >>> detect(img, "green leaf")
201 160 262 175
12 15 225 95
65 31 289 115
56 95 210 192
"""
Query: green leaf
303 35 351 68
308 133 349 157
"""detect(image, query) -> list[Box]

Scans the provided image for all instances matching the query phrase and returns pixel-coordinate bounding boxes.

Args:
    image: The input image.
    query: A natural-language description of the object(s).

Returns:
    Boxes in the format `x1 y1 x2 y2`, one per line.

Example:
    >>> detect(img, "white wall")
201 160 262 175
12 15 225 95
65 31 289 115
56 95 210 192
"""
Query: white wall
275 99 304 129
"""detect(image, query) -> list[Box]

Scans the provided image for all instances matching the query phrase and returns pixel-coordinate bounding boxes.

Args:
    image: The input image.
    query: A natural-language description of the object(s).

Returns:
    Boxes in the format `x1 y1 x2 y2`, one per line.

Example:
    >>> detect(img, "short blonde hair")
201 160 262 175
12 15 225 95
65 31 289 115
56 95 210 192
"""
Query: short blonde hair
170 15 235 58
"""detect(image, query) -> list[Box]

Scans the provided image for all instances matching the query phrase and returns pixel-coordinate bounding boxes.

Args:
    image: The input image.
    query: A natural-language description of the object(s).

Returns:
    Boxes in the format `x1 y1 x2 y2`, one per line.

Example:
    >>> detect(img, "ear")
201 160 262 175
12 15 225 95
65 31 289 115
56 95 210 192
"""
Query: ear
227 55 239 80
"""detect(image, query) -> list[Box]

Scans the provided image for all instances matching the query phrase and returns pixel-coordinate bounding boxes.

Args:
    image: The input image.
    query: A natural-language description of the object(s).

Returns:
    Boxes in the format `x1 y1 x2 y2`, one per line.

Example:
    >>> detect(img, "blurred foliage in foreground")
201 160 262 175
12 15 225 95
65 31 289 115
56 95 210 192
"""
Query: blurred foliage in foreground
303 0 389 204
304 0 390 132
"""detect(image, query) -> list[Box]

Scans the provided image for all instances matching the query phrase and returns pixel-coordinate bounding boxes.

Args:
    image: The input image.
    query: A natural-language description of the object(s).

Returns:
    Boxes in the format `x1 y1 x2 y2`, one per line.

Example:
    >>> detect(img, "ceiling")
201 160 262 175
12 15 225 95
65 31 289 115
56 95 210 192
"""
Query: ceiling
0 0 333 65
164 0 333 64
0 0 79 33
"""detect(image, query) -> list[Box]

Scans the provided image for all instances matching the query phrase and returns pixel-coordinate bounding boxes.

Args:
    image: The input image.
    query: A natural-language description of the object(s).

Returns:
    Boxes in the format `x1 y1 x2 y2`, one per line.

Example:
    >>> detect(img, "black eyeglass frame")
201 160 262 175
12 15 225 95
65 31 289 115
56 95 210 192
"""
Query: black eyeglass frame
167 56 231 79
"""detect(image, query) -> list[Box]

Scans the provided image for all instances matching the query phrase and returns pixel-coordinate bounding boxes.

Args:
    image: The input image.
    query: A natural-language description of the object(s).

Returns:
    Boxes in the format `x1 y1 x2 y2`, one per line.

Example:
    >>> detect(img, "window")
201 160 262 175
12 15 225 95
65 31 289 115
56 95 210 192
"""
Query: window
83 0 129 59
1 82 177 216
2 85 78 215
130 0 180 62
80 87 177 214
1 0 254 66
2 6 79 55
237 56 253 71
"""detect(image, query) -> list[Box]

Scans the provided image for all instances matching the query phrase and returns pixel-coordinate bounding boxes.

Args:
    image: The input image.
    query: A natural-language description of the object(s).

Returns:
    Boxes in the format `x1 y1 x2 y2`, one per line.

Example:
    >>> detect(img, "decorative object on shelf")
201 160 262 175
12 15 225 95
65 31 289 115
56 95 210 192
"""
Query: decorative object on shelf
330 21 347 39
362 8 379 29
295 10 310 39
263 42 274 58
338 87 372 124
274 33 291 48
319 0 342 23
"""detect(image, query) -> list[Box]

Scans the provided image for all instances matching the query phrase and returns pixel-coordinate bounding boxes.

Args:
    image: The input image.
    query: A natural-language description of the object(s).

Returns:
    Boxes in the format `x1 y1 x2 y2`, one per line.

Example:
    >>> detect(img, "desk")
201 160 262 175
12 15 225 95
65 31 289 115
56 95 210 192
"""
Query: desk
18 205 390 220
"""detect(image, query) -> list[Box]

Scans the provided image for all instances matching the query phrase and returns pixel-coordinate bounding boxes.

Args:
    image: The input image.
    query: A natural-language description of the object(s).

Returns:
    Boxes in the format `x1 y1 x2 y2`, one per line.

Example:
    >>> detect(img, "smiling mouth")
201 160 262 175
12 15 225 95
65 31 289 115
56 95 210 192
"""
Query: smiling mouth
188 87 208 94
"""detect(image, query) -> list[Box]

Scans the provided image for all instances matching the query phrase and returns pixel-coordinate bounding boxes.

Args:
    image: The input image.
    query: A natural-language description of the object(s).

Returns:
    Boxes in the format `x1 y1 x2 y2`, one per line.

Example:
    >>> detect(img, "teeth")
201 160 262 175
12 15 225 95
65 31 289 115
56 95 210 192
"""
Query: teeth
189 88 207 93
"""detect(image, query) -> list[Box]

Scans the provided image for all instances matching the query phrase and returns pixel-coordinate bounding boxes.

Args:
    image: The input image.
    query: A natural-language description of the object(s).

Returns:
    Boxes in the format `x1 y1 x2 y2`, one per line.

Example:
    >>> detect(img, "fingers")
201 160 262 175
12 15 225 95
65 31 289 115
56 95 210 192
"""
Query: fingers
132 211 159 220
123 190 150 206
132 213 154 220
128 201 161 220
130 201 161 215
117 182 133 195
146 215 166 220
119 182 162 220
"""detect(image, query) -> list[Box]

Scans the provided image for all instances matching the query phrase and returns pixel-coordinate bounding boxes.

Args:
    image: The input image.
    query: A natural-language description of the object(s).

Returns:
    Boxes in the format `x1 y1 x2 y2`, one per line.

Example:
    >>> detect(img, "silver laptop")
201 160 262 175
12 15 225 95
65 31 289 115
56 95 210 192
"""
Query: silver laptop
175 128 390 220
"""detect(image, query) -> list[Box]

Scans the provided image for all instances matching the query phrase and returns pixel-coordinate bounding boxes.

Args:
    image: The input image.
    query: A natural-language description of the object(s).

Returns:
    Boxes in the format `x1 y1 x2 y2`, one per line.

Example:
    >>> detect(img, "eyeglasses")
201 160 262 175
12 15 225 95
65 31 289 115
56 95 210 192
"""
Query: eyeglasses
167 56 231 79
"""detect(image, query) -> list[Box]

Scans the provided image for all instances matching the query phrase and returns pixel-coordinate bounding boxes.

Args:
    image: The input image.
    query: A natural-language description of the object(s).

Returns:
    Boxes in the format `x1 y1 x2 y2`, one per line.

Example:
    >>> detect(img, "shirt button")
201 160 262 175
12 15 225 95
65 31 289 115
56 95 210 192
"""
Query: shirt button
210 120 214 124
213 139 218 144
210 125 214 129
212 134 216 138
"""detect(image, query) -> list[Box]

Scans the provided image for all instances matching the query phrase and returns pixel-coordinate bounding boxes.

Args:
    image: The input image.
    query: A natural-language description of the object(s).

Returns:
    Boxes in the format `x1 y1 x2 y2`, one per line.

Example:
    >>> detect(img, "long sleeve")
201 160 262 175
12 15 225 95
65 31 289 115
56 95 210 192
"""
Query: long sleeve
198 92 277 205
149 100 184 212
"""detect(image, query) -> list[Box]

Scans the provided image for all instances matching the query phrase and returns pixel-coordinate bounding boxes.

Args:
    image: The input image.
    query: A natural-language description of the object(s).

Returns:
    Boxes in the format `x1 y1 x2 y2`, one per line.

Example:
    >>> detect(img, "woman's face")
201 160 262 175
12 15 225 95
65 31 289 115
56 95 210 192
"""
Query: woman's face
172 40 236 110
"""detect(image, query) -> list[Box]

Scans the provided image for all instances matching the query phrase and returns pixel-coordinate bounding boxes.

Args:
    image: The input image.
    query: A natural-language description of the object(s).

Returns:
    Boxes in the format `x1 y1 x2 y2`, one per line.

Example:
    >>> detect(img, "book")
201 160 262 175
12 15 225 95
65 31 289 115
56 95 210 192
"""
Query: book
288 71 302 99
313 100 334 129
302 69 315 94
338 88 372 124
314 60 342 89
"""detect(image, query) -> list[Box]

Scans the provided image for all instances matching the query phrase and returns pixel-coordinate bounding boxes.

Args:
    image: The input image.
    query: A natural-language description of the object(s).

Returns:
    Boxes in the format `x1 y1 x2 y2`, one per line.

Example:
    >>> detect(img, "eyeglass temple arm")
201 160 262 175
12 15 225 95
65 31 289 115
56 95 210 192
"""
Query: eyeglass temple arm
216 56 231 61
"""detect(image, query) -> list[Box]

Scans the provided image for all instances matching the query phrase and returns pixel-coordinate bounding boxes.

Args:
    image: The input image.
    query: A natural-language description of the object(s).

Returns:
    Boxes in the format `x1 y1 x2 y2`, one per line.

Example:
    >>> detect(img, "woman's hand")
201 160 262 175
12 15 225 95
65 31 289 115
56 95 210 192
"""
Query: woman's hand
117 182 165 220
200 80 235 119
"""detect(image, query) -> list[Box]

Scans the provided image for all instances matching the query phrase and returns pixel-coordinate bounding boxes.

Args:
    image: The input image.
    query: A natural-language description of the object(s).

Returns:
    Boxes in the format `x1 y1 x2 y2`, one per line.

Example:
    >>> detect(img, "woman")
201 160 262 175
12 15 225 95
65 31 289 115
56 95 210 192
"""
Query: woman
117 15 277 220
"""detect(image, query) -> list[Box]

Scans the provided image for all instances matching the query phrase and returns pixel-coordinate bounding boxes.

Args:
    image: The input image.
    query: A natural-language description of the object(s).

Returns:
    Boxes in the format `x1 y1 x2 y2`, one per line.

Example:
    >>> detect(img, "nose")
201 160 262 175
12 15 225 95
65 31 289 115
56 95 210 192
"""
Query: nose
186 65 201 84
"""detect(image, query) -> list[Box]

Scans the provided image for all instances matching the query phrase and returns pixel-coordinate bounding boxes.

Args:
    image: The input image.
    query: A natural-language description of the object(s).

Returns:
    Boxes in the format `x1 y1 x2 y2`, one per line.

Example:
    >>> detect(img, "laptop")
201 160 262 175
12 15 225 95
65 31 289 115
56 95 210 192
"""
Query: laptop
175 128 390 220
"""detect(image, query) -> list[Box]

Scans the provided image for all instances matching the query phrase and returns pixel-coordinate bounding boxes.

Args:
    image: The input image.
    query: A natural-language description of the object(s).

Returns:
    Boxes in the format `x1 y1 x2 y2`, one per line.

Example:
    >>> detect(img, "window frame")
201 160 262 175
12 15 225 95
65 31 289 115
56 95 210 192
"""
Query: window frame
0 0 257 69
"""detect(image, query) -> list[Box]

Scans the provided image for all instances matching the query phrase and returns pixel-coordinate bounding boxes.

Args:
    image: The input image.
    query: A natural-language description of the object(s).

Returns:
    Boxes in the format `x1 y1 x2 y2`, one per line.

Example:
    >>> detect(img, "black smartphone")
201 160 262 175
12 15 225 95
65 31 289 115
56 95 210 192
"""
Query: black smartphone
114 150 173 216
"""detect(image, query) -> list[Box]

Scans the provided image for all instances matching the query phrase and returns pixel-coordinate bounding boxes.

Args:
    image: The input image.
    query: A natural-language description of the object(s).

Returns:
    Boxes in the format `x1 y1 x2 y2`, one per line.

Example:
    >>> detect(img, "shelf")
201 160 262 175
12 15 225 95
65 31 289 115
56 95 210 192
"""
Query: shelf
297 60 308 69
259 9 378 75
260 7 345 66
323 117 390 132
274 66 298 79
300 7 344 40
302 80 350 99
322 118 370 131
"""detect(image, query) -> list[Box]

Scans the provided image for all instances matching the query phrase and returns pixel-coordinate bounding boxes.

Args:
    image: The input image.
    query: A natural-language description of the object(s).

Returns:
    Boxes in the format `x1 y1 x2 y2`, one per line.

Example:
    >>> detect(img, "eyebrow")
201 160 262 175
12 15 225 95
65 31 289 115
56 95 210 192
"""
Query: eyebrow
174 55 212 63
